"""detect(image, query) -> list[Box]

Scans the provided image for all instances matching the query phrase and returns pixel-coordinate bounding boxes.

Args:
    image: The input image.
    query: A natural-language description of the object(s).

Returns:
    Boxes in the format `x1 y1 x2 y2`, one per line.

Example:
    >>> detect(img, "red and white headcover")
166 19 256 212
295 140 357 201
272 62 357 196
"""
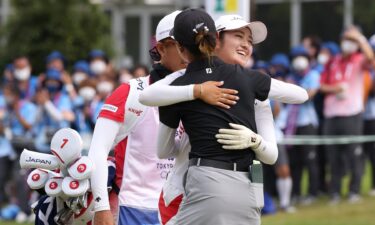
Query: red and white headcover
67 156 94 181
50 128 83 167
62 177 90 197
27 169 49 190
45 177 64 197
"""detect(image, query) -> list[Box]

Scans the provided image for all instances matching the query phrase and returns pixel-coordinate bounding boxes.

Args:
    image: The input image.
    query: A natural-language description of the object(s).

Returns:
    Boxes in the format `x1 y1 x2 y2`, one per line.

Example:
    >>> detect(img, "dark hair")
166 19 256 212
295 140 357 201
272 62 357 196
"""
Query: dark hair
184 29 216 58
196 29 216 56
303 35 321 59
131 64 150 75
3 83 21 97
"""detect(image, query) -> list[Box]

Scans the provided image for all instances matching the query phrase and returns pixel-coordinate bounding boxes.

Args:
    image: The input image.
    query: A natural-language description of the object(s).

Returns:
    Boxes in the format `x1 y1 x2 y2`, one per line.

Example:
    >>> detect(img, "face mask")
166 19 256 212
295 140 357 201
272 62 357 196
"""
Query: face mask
273 69 287 78
73 72 87 85
97 81 113 94
46 84 61 93
317 53 330 65
292 56 309 72
79 87 96 102
14 67 31 81
119 73 133 83
341 40 358 54
90 61 107 75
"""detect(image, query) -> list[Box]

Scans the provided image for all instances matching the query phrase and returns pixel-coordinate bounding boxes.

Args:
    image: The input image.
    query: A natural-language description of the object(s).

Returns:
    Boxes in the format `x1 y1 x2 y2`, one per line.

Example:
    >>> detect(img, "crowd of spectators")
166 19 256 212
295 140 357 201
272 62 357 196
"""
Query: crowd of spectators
0 49 148 222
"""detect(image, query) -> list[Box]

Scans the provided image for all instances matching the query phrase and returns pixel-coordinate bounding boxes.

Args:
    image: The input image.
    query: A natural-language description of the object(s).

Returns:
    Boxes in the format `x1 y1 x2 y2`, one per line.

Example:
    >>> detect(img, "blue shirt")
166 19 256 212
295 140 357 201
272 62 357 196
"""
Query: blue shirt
72 96 95 134
0 137 16 159
9 100 38 137
34 93 73 152
288 69 320 127
19 76 39 100
364 70 375 120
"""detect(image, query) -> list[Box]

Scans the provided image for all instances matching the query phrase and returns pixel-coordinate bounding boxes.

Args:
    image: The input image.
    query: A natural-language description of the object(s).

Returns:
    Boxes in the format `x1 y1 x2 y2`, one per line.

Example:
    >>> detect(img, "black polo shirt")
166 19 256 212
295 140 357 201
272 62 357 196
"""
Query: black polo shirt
159 57 271 167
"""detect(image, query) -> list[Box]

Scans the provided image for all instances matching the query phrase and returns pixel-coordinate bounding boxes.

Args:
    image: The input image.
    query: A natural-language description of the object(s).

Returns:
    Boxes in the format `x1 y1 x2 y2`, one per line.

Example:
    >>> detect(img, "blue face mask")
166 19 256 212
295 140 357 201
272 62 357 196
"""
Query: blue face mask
273 69 287 78
46 84 61 93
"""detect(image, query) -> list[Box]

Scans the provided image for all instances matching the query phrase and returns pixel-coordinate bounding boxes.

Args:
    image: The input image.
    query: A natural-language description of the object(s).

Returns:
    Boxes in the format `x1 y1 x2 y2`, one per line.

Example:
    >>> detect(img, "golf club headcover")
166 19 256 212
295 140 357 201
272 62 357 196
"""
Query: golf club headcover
73 192 94 225
27 169 49 190
20 149 59 170
45 177 64 197
50 128 83 167
62 177 90 197
38 168 61 178
68 156 94 180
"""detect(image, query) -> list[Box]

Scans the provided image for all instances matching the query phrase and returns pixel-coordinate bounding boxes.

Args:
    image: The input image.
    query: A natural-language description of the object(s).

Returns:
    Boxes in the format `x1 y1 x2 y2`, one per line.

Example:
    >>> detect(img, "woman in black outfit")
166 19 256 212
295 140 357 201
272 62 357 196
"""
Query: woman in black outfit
158 8 277 225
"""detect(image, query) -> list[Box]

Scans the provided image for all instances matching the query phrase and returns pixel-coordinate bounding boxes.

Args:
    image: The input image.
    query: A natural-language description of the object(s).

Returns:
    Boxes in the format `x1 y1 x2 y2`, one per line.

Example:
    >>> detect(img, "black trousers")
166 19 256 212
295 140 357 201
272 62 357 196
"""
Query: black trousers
363 119 375 189
288 124 319 197
324 114 364 195
0 156 13 206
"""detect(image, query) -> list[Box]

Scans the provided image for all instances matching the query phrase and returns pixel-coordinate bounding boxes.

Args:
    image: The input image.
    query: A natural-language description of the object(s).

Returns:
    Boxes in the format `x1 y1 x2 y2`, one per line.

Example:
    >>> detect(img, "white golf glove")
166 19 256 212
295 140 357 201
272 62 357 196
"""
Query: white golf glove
216 123 263 151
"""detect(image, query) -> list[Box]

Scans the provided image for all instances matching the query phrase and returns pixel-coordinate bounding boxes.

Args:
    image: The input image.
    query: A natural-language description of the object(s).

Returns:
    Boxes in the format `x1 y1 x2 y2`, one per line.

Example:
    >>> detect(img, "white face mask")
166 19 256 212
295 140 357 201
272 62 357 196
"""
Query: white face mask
341 40 358 54
97 81 113 94
14 67 31 81
79 87 96 101
73 72 87 85
292 56 309 71
317 53 330 65
90 61 107 75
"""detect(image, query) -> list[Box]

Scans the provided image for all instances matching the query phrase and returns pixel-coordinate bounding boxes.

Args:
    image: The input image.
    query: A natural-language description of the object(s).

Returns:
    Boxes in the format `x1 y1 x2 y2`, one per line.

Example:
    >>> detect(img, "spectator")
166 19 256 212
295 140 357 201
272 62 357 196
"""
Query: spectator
13 56 38 100
320 27 375 204
1 84 38 222
0 89 17 207
72 60 91 87
2 85 38 152
92 76 115 120
34 68 74 153
118 68 134 84
314 41 340 195
88 49 109 77
131 64 149 78
303 35 322 73
317 42 340 67
269 53 290 80
72 79 98 153
253 60 269 74
282 45 320 204
2 64 15 84
46 51 66 72
267 53 294 212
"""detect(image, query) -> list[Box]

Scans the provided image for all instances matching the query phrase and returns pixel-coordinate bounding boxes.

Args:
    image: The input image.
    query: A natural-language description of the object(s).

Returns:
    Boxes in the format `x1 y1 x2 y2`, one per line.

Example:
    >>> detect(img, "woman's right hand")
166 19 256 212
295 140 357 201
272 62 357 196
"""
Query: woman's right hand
194 81 239 109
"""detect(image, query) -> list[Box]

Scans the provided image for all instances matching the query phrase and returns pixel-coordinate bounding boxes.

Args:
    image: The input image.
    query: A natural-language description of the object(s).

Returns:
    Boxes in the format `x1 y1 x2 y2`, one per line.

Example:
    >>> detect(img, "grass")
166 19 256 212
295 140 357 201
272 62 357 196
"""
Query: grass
3 197 375 225
262 196 375 225
262 161 375 225
2 163 374 225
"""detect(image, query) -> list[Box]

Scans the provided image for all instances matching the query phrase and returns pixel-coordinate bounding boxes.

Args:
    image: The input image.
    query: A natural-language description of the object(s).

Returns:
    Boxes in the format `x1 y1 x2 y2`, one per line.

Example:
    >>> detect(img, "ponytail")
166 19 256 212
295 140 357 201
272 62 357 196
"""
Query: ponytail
182 25 216 58
195 28 216 57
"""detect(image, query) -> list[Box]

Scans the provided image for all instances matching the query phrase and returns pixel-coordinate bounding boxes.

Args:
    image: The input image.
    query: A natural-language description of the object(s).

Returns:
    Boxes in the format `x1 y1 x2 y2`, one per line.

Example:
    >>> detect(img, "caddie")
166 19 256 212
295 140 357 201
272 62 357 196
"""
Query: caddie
88 10 186 225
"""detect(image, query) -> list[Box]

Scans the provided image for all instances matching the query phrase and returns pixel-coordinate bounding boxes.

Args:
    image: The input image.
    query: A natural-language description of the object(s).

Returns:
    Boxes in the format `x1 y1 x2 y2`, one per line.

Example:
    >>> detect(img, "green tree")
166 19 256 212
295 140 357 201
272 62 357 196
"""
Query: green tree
0 0 113 74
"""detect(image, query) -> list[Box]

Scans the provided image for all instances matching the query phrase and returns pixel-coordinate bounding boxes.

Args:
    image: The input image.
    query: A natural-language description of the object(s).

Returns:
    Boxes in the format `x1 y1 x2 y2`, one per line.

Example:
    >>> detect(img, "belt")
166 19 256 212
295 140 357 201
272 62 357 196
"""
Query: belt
188 158 249 172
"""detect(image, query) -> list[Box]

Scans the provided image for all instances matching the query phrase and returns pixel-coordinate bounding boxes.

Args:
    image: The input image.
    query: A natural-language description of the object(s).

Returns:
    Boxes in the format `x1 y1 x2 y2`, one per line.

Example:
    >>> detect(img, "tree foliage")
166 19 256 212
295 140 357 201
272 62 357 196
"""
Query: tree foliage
0 0 113 73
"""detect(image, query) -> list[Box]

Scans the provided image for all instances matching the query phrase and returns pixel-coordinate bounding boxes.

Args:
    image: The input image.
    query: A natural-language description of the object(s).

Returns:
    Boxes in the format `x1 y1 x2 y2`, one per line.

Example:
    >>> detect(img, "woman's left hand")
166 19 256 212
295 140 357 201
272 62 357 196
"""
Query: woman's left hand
216 123 262 150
